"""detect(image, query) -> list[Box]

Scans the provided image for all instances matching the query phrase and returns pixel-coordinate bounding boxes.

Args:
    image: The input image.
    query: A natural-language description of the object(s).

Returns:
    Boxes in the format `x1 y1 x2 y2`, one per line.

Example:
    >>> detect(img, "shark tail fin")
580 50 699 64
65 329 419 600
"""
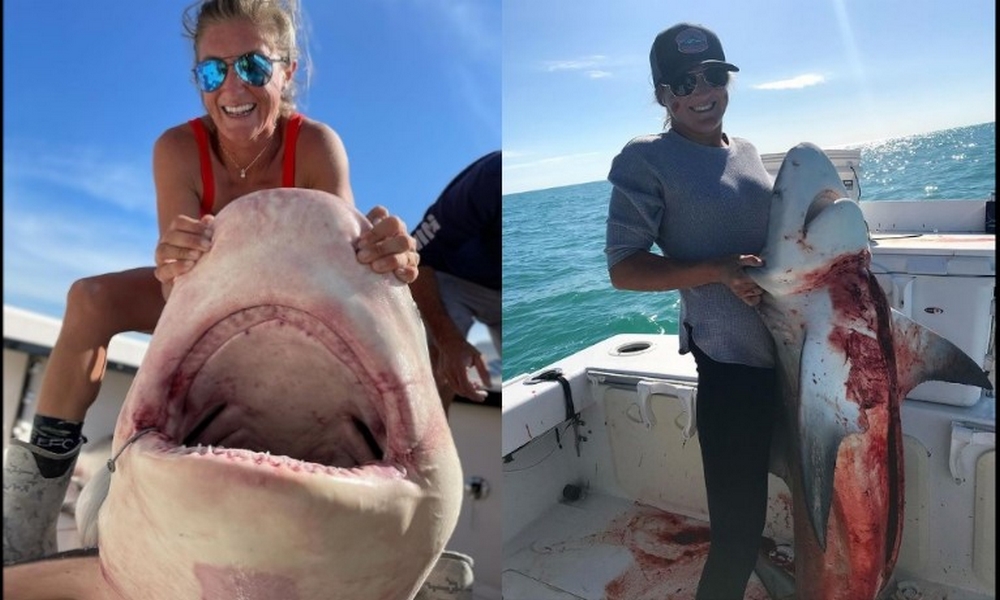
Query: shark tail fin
890 309 993 397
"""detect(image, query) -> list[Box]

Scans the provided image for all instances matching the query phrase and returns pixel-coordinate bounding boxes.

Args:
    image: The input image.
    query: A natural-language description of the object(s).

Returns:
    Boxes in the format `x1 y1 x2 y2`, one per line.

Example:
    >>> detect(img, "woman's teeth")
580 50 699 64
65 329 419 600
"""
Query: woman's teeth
691 102 715 113
223 103 255 117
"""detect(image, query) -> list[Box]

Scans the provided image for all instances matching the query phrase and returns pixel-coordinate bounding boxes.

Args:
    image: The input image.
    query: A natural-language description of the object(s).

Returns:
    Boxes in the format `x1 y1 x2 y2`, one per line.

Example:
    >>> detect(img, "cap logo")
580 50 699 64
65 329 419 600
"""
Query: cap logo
675 28 709 54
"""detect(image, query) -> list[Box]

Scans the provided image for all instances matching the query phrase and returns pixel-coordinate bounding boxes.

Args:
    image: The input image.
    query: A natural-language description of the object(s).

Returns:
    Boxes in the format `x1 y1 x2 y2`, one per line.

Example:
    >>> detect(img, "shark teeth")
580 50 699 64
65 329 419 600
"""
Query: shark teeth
170 444 405 478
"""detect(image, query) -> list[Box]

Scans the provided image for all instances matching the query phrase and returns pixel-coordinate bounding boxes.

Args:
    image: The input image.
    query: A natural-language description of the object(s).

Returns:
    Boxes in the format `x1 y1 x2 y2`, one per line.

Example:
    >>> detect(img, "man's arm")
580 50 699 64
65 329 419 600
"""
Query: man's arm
409 266 490 401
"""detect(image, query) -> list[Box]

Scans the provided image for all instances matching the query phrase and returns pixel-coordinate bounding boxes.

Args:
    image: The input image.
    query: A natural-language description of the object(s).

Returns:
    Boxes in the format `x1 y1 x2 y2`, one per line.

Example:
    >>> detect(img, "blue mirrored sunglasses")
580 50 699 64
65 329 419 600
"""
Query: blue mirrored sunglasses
193 52 288 93
666 67 730 97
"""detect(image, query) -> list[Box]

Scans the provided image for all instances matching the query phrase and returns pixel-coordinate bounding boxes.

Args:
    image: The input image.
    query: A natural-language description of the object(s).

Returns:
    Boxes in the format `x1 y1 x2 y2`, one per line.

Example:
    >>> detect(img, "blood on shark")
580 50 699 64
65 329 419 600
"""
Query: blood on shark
4 189 464 600
748 143 991 599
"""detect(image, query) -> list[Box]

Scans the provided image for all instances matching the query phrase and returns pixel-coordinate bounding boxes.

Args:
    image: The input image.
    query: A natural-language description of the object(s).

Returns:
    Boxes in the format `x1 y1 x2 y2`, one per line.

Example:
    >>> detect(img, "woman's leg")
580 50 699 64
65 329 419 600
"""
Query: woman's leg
691 341 778 600
3 267 163 564
34 267 164 422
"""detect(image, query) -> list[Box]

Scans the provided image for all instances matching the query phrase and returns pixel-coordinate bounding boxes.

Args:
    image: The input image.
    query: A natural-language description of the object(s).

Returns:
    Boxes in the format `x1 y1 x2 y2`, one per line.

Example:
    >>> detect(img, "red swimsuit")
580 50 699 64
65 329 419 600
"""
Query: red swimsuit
187 113 304 217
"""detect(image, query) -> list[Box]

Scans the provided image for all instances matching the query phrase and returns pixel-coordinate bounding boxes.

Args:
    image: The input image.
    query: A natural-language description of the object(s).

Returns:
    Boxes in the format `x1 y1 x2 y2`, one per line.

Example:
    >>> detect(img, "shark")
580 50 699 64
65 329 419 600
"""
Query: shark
3 189 464 600
748 143 992 599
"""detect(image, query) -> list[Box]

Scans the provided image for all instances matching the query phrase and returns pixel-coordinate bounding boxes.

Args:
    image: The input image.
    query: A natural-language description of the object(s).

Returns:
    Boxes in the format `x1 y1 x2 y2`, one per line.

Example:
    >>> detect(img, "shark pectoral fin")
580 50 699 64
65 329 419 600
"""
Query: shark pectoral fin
797 334 863 551
2 548 112 600
803 197 869 259
891 309 993 396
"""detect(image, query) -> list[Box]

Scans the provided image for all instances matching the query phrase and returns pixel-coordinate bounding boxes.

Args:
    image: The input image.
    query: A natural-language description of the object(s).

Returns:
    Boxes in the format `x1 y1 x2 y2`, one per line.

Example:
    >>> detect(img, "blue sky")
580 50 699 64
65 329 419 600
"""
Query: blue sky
503 0 996 193
3 1 501 329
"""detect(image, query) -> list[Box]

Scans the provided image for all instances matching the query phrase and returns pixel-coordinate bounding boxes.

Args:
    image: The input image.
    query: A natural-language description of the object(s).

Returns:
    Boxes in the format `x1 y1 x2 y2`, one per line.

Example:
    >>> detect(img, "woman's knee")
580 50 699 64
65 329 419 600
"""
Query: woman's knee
66 272 116 310
63 273 137 338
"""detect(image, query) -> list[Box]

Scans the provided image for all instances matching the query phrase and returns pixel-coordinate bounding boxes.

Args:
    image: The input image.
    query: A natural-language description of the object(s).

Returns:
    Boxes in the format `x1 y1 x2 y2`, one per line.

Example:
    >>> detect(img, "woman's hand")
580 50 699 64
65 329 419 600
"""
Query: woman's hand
356 206 420 283
719 254 766 306
154 214 214 286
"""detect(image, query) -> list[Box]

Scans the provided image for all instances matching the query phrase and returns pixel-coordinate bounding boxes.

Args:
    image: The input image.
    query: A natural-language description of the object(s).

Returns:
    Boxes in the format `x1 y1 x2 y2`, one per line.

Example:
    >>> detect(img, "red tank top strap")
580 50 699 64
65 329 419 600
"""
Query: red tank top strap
282 113 303 187
188 117 215 217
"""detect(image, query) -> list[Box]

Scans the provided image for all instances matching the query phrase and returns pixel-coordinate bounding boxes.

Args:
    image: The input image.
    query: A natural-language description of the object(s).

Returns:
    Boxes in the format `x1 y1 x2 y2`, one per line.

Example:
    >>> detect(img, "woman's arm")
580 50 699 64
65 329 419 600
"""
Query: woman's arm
297 118 354 204
298 117 418 283
151 125 213 300
609 251 765 305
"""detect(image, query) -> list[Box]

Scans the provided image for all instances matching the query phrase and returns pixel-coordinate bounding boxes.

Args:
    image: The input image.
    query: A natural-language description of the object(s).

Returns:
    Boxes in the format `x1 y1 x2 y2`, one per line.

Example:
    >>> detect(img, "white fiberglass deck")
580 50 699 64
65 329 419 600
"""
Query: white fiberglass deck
503 491 996 600
502 329 995 600
503 492 778 600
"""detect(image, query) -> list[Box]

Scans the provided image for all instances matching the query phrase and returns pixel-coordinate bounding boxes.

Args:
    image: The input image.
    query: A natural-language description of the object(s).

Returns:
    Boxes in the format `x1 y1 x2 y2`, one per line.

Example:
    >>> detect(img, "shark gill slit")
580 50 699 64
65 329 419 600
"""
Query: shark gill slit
354 417 384 461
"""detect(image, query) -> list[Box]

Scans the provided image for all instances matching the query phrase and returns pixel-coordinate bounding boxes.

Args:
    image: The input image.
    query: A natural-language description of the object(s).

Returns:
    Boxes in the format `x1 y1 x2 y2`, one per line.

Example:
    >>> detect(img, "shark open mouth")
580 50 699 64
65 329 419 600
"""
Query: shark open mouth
133 305 395 474
41 192 462 600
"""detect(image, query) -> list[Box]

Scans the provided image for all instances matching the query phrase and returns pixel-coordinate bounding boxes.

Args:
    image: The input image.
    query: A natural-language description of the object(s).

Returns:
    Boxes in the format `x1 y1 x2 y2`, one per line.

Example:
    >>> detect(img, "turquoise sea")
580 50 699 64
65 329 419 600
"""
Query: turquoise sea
501 122 996 380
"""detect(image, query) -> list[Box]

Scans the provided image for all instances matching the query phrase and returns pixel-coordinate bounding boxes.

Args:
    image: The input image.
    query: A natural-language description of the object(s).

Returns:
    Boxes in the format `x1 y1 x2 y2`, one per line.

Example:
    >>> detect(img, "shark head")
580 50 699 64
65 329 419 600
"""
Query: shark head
755 142 870 296
82 189 463 599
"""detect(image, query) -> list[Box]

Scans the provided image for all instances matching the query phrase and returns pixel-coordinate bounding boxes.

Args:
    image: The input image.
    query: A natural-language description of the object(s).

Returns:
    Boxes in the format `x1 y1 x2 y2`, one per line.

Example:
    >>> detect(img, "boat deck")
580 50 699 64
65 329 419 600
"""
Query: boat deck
503 491 776 600
503 490 996 600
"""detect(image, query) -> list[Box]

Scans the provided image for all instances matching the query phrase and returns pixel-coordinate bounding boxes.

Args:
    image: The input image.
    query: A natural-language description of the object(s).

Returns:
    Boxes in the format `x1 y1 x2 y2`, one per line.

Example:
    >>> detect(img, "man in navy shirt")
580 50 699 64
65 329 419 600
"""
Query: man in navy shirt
409 151 501 413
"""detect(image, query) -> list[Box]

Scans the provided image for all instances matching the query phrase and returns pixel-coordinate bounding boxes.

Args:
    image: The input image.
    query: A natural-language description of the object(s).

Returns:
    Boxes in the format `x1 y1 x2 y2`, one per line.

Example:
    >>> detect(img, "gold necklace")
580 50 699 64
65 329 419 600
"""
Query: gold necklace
218 136 273 179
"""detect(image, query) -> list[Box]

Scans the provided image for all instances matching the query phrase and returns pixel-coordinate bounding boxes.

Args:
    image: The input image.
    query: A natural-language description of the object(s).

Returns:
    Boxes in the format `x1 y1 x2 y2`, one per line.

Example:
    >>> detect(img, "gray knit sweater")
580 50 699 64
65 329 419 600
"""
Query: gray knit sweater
605 129 776 368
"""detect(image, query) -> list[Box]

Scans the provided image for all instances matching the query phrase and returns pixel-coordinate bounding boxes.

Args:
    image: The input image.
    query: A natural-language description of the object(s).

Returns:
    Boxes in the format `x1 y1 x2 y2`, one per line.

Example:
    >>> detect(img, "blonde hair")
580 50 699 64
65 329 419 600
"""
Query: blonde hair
182 0 311 115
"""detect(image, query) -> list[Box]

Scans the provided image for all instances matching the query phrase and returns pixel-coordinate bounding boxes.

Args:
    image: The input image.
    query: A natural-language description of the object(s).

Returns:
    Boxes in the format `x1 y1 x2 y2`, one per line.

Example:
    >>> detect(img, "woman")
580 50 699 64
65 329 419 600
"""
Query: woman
604 23 778 599
4 0 419 564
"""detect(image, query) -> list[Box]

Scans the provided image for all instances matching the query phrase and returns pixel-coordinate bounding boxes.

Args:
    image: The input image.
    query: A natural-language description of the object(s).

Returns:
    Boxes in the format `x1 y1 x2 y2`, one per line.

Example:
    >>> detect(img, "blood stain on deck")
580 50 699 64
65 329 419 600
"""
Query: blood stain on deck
585 503 774 600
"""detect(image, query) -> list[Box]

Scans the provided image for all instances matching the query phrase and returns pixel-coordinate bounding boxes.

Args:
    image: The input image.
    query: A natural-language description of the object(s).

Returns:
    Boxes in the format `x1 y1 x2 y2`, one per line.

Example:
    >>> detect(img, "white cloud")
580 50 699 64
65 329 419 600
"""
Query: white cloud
375 0 501 148
543 55 609 73
454 64 502 147
3 146 157 317
381 0 500 61
502 151 614 194
435 0 500 60
504 151 602 170
4 141 155 215
754 73 826 90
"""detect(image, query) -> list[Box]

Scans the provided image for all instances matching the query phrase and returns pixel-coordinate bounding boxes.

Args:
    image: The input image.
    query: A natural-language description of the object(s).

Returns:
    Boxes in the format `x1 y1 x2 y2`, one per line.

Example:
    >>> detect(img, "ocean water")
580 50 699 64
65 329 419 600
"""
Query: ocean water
501 122 996 380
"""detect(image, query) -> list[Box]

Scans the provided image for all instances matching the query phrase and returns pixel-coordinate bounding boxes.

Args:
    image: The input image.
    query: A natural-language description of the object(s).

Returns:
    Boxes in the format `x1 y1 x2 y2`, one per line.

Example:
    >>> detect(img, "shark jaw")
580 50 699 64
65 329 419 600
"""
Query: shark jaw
78 189 463 600
129 304 399 475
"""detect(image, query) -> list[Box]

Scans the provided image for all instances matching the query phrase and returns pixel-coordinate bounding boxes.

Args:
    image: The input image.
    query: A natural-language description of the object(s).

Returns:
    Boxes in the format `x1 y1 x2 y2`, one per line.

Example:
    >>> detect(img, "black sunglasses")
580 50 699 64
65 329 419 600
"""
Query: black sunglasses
193 51 288 93
666 67 730 97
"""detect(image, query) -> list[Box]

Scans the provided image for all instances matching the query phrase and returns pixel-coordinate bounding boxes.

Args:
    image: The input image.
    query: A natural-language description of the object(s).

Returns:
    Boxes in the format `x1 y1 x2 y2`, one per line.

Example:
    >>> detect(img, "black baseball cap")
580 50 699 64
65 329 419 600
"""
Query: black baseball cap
650 23 739 86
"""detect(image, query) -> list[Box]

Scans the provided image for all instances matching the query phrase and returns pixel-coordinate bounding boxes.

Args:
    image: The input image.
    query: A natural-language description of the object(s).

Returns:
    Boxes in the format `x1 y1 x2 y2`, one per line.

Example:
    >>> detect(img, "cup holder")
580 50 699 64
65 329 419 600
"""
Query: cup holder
610 341 653 356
